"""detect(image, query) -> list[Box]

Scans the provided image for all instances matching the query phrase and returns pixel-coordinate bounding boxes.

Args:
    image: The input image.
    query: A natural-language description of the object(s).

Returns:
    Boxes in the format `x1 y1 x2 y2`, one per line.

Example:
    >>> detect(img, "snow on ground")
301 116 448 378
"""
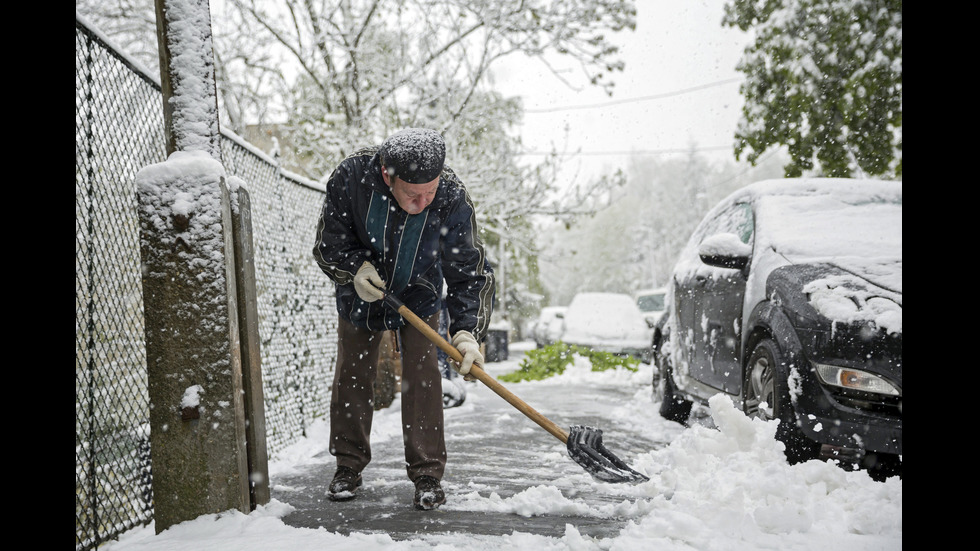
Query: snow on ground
102 342 901 551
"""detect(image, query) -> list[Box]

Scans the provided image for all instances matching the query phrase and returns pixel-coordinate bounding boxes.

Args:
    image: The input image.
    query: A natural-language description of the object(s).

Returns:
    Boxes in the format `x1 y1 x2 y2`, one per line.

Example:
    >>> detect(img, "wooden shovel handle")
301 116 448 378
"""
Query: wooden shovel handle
393 301 570 444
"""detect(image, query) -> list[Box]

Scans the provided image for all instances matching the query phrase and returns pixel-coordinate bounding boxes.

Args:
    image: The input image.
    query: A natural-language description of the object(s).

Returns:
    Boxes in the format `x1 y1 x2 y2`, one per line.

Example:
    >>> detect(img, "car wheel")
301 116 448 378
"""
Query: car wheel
651 323 668 401
641 345 654 365
651 330 666 402
744 338 819 464
654 331 692 424
863 452 902 482
652 357 663 403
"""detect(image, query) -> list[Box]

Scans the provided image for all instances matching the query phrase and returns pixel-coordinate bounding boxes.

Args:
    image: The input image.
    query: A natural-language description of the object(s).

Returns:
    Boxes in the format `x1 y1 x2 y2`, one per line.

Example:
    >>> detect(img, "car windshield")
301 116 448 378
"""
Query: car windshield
636 294 665 312
754 182 902 293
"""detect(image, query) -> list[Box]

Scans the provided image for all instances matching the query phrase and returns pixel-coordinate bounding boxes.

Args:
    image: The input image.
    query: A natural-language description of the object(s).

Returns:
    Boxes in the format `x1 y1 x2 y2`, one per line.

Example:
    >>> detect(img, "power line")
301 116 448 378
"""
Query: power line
517 144 733 157
523 78 742 113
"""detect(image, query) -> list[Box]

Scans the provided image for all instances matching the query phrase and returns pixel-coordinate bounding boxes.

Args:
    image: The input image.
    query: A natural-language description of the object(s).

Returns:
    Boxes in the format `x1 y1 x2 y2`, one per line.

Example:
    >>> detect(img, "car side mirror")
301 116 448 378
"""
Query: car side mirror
698 232 751 270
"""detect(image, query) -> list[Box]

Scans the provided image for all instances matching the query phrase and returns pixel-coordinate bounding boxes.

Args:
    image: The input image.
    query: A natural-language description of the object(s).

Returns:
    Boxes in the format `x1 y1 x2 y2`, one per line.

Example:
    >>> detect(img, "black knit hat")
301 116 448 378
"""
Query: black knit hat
379 128 446 184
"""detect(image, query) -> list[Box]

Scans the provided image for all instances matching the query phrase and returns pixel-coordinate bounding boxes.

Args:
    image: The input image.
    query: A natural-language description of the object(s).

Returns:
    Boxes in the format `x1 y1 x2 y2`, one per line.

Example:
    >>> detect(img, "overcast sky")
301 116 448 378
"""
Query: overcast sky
490 2 751 184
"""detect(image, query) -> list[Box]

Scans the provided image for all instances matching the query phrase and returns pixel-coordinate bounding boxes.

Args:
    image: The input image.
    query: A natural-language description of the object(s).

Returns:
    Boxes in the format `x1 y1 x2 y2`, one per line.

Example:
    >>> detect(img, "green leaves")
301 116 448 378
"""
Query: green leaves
498 341 639 383
724 0 902 179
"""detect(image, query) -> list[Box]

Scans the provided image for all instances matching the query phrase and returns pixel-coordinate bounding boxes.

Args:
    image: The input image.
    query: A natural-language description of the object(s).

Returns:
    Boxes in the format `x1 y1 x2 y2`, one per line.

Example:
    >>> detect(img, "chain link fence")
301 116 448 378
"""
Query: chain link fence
76 15 337 550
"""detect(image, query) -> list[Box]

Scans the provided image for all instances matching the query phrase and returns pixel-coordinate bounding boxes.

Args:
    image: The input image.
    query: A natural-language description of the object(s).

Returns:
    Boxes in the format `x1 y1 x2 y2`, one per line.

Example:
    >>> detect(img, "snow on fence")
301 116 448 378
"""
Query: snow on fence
75 14 337 550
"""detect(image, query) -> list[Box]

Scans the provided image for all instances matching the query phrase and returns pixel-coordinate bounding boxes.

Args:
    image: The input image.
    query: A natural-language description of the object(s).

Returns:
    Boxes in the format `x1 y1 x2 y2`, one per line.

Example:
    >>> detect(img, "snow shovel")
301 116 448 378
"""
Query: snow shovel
377 288 648 483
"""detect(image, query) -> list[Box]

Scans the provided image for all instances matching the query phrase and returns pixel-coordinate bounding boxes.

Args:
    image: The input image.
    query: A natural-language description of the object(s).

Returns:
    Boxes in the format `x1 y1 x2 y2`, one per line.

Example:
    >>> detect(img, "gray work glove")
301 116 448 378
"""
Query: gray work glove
451 330 484 377
353 261 385 302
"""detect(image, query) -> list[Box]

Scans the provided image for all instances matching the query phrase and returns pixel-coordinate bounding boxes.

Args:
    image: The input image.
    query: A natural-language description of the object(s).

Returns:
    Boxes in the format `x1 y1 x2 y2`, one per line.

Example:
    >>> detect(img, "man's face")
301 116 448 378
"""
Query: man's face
382 166 439 215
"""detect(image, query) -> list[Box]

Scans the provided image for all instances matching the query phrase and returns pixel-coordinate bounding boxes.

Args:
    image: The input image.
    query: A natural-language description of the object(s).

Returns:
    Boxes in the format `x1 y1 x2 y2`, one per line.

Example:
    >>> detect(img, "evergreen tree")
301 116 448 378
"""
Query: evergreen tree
723 0 902 178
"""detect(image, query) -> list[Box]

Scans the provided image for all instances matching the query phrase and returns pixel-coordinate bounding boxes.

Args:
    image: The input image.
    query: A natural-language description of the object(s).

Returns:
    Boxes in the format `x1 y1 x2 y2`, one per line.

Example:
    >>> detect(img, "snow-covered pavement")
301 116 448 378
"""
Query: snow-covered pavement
103 341 902 550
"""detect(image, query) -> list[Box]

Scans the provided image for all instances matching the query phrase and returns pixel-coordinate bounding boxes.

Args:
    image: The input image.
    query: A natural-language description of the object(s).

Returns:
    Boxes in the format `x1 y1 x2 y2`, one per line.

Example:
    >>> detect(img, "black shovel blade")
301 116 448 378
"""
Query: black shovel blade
566 425 649 483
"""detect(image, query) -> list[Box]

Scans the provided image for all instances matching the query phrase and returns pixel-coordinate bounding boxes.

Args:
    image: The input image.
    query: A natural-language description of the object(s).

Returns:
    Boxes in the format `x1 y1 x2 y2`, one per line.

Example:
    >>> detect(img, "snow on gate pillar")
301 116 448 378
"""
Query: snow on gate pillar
137 153 250 533
137 0 260 533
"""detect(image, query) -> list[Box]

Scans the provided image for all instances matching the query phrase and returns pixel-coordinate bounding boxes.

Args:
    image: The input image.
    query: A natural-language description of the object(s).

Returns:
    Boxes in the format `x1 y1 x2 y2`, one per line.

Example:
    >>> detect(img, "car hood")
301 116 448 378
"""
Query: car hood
746 186 902 338
767 263 902 336
777 251 901 302
765 263 902 391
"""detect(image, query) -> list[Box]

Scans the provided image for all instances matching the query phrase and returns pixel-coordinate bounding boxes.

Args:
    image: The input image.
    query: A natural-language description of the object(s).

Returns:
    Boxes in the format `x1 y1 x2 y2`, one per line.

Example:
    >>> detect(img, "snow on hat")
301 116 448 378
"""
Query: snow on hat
379 128 446 184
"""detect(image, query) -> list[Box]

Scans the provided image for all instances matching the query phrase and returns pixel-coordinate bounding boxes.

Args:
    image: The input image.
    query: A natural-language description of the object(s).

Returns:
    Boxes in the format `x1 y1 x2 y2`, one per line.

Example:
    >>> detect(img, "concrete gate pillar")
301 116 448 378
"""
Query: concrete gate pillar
137 0 268 533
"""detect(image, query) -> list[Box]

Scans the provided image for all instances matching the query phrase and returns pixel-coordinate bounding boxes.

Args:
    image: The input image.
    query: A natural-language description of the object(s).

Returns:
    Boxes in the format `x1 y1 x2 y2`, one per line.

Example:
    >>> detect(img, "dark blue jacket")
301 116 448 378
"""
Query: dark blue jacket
313 146 495 341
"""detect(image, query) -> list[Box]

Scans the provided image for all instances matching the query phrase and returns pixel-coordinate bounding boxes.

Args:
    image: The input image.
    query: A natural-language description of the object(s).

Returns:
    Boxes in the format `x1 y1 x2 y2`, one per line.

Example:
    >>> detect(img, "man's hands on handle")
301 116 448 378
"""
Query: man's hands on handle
356 268 483 379
451 330 484 380
353 261 386 302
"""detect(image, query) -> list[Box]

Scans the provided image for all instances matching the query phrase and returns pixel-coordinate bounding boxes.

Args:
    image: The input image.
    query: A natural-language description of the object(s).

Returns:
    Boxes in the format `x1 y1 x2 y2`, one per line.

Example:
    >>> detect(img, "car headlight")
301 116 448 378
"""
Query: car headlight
814 362 901 396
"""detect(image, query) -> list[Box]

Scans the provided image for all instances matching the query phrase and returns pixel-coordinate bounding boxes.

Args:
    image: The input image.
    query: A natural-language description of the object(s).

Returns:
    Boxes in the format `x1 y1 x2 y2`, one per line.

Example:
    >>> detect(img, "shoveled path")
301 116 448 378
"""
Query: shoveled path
271 349 667 541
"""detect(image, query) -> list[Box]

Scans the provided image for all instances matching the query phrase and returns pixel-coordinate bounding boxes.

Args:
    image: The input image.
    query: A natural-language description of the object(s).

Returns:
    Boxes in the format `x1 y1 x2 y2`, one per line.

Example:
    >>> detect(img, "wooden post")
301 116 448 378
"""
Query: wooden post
230 185 270 508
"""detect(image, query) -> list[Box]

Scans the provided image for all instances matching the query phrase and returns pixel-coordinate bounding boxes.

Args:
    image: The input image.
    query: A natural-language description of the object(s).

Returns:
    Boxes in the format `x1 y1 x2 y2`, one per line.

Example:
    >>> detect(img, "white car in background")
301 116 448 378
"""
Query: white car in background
561 292 653 363
532 306 567 348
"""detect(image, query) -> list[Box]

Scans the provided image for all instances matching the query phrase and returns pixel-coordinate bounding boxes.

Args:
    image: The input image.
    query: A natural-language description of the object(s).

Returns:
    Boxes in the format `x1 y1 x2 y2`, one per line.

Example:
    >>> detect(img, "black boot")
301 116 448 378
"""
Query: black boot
327 466 362 501
413 475 446 510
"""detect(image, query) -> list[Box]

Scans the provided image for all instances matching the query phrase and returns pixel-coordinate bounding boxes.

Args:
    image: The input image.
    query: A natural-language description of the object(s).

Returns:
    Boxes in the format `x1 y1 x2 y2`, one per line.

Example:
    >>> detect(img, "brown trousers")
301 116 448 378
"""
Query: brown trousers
329 314 446 482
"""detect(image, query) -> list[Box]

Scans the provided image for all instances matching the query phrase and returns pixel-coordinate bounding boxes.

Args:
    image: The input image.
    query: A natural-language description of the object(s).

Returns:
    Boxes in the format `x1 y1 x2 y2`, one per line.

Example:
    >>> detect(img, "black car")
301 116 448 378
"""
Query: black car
653 178 902 479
